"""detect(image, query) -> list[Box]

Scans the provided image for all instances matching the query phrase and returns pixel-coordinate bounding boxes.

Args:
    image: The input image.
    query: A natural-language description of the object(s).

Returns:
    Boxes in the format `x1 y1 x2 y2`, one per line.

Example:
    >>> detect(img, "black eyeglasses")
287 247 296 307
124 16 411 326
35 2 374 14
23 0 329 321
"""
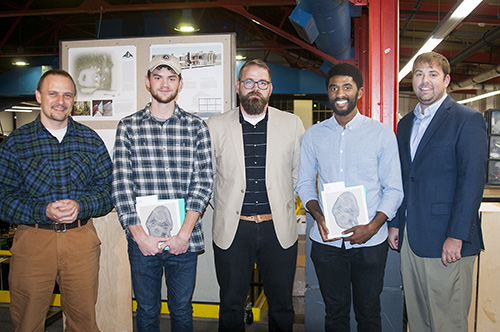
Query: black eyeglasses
240 79 270 90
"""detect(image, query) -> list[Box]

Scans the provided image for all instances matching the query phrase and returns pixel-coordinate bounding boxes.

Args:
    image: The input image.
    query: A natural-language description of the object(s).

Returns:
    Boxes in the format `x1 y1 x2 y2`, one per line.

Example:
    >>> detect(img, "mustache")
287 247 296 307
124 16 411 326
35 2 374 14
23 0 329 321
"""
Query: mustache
333 97 349 102
247 92 263 98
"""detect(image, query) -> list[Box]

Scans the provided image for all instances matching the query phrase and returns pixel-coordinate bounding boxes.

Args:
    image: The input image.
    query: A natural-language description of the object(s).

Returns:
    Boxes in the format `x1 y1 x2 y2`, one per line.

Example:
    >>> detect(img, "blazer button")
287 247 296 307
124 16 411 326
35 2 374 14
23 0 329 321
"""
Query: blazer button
410 177 414 182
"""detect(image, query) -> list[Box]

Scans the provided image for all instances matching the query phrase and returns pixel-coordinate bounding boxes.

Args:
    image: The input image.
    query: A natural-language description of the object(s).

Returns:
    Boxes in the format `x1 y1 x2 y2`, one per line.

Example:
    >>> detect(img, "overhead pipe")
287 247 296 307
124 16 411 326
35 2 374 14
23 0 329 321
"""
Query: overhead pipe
449 25 500 66
449 64 500 91
293 0 353 60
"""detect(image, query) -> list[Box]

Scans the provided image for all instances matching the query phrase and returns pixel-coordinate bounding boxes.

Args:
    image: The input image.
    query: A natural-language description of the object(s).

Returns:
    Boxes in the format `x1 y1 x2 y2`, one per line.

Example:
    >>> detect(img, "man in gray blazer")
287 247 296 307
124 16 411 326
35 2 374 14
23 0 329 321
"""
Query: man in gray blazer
207 59 304 332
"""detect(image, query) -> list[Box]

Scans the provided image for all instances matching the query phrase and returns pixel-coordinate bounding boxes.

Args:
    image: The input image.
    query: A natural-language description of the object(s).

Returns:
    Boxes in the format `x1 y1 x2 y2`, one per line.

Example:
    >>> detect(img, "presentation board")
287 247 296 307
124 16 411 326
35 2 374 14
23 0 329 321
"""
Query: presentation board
60 33 236 134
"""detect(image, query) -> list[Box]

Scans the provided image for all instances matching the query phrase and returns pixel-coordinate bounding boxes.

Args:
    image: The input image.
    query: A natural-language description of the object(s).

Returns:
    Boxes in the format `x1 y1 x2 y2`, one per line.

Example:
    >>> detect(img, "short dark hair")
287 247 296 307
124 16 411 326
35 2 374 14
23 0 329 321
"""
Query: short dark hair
412 52 451 77
325 63 363 90
37 69 76 94
147 65 182 79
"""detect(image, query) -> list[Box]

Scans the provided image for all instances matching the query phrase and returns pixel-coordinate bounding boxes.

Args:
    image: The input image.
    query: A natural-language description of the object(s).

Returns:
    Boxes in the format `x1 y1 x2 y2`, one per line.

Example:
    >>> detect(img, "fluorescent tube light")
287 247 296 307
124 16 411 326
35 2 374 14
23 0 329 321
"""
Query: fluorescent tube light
4 109 33 113
12 106 41 110
399 0 484 82
457 90 500 104
399 37 443 81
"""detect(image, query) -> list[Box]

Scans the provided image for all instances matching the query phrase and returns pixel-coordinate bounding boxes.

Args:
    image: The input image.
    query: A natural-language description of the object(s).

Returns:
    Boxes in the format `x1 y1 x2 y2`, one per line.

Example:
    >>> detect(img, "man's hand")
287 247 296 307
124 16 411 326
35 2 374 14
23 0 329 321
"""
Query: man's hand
129 224 167 256
388 227 399 250
306 200 339 242
46 199 80 223
317 216 340 242
162 232 190 255
441 237 462 266
342 223 378 245
160 210 199 255
343 212 388 245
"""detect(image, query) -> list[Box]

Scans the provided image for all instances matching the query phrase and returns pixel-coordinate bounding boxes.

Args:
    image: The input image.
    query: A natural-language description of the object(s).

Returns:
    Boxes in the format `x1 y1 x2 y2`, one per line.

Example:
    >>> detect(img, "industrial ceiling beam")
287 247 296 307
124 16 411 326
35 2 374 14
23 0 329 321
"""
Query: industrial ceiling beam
0 0 296 18
0 0 34 51
222 4 343 66
400 48 499 64
400 1 496 16
273 48 324 77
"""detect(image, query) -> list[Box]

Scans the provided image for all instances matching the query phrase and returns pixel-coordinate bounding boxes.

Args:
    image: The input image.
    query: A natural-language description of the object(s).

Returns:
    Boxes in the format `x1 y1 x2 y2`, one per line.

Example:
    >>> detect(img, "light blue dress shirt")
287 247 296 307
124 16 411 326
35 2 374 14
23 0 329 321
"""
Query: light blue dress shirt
410 93 448 160
297 111 403 249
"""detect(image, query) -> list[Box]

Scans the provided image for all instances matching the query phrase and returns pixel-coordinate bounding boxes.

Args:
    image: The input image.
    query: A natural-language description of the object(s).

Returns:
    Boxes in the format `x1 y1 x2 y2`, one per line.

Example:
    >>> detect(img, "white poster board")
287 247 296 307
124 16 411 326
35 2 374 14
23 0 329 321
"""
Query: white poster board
60 33 236 132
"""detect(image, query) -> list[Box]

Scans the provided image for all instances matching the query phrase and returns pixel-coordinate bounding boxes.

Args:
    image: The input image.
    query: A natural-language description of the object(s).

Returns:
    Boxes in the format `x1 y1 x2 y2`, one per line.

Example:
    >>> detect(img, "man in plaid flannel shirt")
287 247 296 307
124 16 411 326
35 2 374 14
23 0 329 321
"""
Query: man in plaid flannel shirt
112 54 213 332
0 69 113 331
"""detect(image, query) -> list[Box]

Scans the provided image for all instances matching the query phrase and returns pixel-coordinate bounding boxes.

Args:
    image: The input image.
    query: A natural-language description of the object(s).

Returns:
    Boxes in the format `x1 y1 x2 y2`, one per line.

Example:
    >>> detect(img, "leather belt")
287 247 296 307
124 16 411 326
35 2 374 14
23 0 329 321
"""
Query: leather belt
240 214 273 223
26 219 89 232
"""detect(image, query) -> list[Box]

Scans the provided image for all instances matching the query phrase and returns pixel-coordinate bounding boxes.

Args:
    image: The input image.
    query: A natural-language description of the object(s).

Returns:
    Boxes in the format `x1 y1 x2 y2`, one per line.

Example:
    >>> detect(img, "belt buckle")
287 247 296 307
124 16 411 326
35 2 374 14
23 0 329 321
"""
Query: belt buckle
53 223 67 233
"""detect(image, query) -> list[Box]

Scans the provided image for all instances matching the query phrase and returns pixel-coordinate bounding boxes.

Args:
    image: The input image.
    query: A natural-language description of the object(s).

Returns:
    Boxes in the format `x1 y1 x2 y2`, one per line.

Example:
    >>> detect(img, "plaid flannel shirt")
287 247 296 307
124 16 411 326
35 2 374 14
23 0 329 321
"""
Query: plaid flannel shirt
0 116 113 224
112 103 213 252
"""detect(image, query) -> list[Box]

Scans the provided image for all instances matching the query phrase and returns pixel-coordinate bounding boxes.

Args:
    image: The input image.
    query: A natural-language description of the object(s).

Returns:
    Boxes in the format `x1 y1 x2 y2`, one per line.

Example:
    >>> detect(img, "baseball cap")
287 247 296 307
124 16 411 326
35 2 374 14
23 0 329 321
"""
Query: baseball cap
148 54 182 75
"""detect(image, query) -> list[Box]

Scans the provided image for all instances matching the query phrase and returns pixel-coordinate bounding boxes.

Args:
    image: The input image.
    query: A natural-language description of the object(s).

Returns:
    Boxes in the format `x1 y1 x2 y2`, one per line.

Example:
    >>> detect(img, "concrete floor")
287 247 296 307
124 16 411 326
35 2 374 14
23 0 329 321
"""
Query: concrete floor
0 297 305 331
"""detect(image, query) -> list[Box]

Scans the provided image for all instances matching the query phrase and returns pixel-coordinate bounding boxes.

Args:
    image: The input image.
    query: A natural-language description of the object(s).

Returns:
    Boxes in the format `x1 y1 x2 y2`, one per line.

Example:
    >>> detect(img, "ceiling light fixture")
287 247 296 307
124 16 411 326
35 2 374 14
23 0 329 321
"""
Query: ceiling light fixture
4 105 42 113
398 0 484 82
4 108 33 113
13 106 41 110
457 90 500 104
174 9 200 33
13 61 29 66
236 55 246 61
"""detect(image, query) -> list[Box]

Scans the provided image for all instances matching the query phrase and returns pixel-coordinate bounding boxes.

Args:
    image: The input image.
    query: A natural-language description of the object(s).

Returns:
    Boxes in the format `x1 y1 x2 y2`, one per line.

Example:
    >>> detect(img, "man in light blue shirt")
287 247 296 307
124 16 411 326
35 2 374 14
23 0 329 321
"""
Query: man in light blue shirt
297 63 403 331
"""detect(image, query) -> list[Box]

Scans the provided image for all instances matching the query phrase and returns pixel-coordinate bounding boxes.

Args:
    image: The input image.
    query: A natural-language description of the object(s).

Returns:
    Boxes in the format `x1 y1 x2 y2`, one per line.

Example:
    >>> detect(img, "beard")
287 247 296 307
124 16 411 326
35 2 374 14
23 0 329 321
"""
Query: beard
151 87 179 104
329 90 359 117
240 92 269 115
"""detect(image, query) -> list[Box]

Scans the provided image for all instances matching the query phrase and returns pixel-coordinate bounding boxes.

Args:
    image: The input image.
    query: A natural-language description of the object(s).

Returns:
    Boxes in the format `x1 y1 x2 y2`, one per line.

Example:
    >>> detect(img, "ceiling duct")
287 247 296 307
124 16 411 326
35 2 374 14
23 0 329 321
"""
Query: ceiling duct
449 25 500 66
290 0 353 61
449 63 500 92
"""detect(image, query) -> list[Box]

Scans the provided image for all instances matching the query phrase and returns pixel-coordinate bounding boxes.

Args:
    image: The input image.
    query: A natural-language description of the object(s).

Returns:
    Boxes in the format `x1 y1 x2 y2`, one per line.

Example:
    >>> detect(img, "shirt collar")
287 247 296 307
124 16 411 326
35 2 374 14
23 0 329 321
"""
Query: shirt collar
239 107 269 125
326 109 361 130
413 93 448 120
142 102 181 122
34 115 76 137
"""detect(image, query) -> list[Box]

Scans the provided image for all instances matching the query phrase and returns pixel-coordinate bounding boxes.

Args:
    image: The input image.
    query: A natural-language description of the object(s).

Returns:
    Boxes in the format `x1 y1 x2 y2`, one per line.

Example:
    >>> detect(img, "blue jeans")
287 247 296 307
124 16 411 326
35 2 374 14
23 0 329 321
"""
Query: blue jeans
311 240 388 332
128 237 198 332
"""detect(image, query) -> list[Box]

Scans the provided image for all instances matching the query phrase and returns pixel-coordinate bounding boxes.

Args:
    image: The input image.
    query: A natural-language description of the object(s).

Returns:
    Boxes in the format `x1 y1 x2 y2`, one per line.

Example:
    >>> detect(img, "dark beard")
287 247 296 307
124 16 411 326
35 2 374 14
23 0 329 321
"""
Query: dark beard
329 90 358 117
240 92 268 115
151 88 178 104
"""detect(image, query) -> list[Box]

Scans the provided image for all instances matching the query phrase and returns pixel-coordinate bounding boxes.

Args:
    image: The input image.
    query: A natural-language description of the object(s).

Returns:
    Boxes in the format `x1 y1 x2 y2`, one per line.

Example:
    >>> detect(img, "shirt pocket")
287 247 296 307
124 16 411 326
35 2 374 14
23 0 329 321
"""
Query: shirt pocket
69 152 93 188
20 156 54 196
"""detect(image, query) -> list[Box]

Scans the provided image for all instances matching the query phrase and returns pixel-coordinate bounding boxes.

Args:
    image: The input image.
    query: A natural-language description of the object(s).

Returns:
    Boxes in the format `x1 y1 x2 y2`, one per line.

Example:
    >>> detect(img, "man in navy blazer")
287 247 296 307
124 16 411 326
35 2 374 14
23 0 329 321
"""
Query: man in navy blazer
388 52 488 332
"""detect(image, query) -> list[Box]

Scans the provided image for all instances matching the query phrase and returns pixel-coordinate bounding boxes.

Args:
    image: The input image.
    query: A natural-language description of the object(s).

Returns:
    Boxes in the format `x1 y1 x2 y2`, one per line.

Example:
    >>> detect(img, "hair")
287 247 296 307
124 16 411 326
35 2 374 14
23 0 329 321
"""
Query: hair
412 52 451 77
37 69 76 94
325 63 363 90
147 65 182 79
238 59 271 81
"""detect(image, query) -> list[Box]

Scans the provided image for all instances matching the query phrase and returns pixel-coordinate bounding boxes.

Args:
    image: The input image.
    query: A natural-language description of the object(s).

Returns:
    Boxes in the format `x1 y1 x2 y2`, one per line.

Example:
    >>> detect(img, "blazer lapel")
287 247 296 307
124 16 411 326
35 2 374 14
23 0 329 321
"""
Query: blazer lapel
399 113 414 166
228 108 246 179
266 108 277 169
413 96 452 162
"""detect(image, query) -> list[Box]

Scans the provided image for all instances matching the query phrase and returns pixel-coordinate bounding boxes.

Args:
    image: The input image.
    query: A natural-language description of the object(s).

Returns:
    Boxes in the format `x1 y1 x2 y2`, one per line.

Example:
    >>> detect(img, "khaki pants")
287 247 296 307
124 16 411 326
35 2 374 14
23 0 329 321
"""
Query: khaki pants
9 220 101 332
401 229 475 332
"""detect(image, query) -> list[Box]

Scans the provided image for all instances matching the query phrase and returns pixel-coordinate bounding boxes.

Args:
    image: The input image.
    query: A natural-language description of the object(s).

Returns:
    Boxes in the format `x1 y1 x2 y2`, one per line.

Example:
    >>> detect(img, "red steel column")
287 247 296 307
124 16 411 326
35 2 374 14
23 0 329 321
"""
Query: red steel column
368 0 399 131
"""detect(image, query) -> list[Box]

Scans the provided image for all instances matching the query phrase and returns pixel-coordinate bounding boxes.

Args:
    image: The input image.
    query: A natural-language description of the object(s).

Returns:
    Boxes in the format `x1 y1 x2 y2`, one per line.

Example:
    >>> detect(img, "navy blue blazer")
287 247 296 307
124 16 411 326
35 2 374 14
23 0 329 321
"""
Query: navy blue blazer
392 96 488 258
